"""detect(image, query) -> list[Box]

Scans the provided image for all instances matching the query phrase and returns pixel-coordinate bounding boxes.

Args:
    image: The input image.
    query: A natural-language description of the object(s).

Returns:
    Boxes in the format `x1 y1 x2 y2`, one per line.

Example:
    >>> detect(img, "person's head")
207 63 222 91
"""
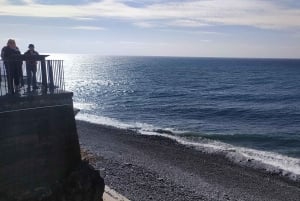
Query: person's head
7 39 16 48
28 44 34 50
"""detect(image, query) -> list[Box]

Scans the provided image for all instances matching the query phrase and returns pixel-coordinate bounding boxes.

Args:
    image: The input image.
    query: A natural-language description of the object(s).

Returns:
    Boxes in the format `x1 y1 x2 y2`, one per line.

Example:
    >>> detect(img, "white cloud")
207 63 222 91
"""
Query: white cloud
119 41 145 45
133 21 157 28
21 0 35 4
168 20 210 28
0 0 299 29
200 39 212 43
159 29 226 36
71 26 106 31
73 17 95 21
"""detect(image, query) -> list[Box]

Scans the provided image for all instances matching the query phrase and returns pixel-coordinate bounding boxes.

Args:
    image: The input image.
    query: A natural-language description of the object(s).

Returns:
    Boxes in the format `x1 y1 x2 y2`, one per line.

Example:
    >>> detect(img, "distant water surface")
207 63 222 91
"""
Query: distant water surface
52 54 300 178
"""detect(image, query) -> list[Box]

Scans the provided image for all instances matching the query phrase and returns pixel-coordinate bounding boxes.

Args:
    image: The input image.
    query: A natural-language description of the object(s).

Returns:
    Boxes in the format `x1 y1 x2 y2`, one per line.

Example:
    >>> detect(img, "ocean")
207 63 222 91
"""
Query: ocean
53 54 300 179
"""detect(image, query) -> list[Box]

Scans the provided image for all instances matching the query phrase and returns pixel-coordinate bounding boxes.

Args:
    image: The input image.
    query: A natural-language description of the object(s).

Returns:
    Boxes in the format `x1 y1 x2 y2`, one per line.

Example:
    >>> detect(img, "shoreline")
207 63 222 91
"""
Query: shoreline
76 113 300 181
76 120 300 201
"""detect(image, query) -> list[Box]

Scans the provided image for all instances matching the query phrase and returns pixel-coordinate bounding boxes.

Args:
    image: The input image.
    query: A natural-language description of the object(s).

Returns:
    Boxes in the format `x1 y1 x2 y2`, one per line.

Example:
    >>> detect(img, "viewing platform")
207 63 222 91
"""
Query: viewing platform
0 55 71 112
0 55 65 97
0 55 86 200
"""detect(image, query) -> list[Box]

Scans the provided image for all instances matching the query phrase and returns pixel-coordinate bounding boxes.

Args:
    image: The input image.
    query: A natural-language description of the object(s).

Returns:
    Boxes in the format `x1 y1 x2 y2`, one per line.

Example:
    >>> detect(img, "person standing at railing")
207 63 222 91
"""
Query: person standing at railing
24 44 39 90
0 57 2 84
1 39 22 94
1 40 13 93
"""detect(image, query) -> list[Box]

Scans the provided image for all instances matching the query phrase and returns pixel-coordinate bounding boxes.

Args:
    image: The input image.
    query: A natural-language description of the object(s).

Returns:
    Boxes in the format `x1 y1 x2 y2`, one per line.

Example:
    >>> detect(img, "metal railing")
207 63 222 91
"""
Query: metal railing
0 57 65 96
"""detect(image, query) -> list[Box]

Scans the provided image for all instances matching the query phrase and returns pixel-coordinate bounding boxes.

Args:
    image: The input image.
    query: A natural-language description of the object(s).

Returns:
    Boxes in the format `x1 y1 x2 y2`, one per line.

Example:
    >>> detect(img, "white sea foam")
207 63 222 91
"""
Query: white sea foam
76 113 132 129
76 113 300 181
173 137 300 181
73 102 95 111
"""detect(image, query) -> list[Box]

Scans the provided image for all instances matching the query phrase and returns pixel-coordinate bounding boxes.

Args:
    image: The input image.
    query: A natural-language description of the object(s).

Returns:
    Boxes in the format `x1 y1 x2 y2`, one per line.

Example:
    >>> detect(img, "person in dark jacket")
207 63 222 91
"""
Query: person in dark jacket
1 40 13 93
1 39 22 94
24 44 39 90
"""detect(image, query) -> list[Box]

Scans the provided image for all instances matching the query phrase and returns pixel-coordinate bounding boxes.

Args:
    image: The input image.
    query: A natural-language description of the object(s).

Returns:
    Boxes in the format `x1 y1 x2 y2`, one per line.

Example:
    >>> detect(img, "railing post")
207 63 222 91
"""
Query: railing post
47 60 54 92
41 58 47 92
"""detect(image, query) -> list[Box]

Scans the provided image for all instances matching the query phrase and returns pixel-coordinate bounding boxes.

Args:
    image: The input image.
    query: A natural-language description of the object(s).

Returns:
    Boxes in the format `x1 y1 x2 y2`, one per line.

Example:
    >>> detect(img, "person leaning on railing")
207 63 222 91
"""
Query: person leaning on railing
1 39 22 94
24 44 39 90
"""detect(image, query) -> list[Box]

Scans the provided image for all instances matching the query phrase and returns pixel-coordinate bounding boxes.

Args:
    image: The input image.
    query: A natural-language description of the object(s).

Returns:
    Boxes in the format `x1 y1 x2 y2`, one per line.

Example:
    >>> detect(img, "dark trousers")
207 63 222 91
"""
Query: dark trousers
26 65 37 88
5 62 21 94
12 63 20 87
4 63 13 94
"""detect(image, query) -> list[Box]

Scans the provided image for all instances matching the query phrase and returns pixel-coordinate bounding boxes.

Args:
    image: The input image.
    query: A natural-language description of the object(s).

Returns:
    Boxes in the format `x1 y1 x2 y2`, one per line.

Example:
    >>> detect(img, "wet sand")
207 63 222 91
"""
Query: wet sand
76 120 300 201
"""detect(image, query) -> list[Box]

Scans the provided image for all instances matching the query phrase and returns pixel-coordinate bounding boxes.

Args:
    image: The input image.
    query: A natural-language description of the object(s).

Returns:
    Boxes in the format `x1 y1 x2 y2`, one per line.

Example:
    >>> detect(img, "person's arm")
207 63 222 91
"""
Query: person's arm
1 47 5 60
1 47 8 61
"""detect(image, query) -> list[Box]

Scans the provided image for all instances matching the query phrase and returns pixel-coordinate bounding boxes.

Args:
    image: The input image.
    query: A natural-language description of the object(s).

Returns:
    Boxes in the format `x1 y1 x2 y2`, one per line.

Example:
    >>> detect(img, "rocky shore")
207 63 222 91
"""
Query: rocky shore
76 120 300 201
1 160 105 201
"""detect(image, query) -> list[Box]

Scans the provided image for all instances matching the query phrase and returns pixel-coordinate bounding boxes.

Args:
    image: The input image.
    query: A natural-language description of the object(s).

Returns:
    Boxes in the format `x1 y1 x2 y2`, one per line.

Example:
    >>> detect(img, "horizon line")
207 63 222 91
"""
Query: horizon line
46 53 300 60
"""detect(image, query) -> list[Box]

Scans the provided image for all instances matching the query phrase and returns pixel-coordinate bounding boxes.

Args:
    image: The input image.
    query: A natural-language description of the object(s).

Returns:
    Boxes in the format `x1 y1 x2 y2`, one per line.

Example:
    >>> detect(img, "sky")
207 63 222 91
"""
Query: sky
0 0 300 58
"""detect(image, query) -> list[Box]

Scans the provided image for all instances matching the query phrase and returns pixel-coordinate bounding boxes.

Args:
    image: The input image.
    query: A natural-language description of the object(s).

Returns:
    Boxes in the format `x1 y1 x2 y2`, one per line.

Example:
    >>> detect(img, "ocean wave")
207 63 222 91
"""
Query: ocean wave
169 106 300 123
76 113 300 181
194 133 300 151
73 102 96 111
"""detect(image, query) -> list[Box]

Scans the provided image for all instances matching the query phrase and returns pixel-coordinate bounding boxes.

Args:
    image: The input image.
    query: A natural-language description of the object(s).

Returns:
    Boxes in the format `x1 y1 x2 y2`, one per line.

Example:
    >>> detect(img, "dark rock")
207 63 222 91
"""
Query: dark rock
64 160 105 201
1 160 105 201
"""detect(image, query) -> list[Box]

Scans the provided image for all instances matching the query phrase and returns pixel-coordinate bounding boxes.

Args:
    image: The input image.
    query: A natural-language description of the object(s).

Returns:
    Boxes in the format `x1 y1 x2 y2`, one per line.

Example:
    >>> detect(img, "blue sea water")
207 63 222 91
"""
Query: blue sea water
53 54 300 178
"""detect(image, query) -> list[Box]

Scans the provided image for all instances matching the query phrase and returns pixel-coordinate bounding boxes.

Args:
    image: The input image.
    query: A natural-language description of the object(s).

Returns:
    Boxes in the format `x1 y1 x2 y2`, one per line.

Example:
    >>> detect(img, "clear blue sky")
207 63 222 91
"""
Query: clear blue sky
0 0 299 58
